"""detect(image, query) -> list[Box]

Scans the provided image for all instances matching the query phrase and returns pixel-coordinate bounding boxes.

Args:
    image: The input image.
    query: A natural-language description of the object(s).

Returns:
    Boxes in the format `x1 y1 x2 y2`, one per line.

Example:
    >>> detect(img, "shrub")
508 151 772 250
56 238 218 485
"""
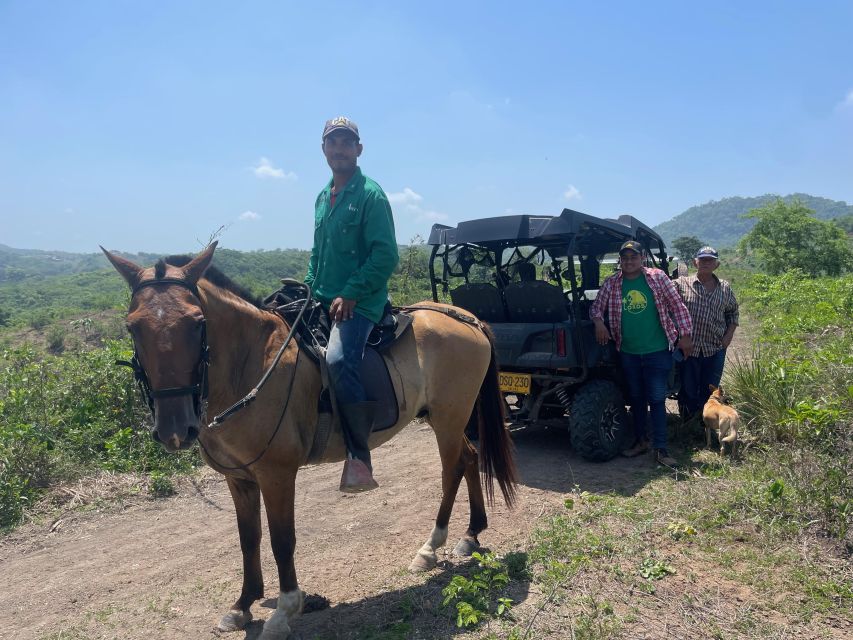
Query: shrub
725 271 853 538
0 341 201 529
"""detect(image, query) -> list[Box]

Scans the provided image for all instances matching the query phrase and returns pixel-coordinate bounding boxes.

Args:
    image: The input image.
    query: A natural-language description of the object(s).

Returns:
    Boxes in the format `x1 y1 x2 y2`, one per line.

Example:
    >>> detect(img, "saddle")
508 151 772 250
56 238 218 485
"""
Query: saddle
262 280 413 359
263 281 414 463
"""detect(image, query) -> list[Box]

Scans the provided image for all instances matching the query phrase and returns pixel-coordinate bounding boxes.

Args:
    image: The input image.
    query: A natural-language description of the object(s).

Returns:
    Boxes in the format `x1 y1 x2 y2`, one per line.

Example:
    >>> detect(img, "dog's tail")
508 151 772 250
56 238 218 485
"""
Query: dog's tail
720 416 738 443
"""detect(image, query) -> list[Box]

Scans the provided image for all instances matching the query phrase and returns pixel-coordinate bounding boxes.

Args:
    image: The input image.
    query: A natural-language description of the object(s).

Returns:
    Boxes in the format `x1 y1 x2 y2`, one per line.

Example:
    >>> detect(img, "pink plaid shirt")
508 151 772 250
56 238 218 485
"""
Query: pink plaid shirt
590 267 692 351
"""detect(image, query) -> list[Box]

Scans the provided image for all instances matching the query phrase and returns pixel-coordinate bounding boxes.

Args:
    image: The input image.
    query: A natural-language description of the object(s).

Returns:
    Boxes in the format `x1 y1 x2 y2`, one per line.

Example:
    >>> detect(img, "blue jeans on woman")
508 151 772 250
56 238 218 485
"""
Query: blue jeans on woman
680 348 726 416
619 349 673 450
326 311 375 405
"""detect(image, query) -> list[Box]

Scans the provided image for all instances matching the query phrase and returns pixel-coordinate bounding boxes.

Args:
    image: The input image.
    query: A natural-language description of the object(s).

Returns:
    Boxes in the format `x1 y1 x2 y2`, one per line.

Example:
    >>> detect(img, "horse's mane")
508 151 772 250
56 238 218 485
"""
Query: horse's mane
160 256 263 307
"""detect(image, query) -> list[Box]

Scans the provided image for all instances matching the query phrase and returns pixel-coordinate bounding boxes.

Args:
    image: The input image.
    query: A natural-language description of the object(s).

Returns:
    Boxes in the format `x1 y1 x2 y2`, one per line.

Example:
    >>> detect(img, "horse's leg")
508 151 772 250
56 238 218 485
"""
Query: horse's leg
453 437 488 557
258 472 303 640
218 476 263 632
409 428 468 572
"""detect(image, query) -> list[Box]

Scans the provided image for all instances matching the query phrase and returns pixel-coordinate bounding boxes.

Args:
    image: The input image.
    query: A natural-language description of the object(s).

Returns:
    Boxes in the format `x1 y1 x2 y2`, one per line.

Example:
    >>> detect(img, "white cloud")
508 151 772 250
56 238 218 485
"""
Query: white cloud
563 184 582 201
238 210 260 221
387 187 448 222
838 89 853 111
252 157 296 180
418 210 449 222
387 187 423 207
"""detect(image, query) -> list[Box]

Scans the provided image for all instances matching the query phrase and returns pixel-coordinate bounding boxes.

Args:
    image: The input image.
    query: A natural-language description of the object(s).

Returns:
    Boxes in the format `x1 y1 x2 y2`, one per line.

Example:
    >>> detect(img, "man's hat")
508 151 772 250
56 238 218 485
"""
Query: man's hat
619 240 643 255
322 116 360 141
695 246 719 259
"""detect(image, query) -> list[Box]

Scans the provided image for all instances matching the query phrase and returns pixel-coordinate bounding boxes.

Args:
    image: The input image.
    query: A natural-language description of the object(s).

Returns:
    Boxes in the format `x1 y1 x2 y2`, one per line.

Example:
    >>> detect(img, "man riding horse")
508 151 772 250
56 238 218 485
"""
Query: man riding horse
306 116 399 492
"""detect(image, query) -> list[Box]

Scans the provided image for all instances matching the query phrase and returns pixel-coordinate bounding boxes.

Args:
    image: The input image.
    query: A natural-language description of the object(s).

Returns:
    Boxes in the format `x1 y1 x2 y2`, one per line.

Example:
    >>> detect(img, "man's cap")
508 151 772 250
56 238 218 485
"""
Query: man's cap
322 116 360 141
695 246 719 259
619 240 643 255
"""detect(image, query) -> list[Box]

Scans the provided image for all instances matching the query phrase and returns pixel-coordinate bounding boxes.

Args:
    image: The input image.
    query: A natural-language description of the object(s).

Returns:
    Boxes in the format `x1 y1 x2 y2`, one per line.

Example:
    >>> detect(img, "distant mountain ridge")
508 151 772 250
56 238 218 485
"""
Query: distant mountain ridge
654 193 853 248
0 244 163 283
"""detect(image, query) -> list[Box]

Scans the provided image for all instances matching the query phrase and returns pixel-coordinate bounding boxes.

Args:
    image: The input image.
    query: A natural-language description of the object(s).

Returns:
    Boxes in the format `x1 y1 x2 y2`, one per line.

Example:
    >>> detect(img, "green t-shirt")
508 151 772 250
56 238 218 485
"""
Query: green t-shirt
620 275 669 354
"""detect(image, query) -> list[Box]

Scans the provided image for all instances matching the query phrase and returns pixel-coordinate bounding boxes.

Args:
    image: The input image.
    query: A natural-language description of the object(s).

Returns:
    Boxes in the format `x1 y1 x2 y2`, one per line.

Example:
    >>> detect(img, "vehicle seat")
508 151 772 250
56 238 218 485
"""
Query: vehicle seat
504 281 569 323
450 283 507 322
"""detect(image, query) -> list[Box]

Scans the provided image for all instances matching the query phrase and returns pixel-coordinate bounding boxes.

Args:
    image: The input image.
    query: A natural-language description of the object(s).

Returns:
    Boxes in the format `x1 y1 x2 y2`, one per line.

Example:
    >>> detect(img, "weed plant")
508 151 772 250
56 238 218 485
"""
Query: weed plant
0 341 200 529
725 270 853 539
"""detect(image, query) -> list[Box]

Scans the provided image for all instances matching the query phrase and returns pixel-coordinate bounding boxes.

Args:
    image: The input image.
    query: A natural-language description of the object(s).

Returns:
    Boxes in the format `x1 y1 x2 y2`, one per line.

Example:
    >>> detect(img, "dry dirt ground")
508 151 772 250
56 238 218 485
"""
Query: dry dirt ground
0 420 659 640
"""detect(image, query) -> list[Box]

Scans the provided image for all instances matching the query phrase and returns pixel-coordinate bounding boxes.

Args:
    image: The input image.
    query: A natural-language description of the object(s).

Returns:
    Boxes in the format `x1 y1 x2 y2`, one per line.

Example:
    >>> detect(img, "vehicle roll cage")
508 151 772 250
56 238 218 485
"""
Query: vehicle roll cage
426 208 671 304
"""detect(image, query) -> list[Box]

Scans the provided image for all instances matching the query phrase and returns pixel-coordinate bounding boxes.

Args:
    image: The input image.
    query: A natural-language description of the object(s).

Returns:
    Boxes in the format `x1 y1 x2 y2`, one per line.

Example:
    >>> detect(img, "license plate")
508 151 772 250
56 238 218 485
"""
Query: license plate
499 372 531 394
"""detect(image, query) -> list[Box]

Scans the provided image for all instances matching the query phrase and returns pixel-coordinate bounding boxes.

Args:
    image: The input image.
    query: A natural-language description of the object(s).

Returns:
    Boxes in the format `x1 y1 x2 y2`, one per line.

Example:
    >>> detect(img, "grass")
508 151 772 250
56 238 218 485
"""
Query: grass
486 434 851 639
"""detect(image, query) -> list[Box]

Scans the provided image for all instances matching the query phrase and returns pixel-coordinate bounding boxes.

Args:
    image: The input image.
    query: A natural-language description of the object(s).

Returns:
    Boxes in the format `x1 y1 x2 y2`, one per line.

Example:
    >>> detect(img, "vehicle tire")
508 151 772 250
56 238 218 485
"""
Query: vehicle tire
568 380 630 462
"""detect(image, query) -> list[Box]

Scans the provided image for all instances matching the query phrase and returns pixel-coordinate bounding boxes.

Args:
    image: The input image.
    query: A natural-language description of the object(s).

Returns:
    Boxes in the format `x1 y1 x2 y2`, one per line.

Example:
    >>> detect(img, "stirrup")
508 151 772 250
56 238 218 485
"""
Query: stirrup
339 459 379 493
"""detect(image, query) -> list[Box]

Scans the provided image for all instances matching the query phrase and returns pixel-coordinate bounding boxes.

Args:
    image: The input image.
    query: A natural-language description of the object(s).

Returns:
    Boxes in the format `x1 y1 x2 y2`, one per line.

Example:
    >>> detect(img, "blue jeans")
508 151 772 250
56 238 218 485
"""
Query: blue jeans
326 311 375 406
680 348 727 415
620 349 673 450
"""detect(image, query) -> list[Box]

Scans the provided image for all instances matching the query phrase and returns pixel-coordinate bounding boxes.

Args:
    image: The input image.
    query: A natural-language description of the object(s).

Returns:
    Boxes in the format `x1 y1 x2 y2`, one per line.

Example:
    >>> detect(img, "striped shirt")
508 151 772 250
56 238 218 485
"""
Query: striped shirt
674 274 739 357
590 267 693 351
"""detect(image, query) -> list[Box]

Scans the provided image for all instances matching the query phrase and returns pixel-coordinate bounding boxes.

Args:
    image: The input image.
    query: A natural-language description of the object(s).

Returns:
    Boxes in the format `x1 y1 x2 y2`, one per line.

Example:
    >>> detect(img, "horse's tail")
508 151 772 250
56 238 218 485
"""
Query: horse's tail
472 323 518 507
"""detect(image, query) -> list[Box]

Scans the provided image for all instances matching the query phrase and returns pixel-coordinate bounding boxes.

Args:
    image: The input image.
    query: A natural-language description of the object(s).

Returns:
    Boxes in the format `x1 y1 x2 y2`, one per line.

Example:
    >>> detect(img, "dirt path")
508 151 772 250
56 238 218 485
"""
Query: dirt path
0 420 659 640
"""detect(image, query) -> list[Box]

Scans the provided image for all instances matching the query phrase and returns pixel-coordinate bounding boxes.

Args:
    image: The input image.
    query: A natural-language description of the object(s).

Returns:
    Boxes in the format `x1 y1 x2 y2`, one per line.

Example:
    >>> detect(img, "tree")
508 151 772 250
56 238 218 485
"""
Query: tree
739 199 853 277
833 214 853 235
392 235 431 304
671 236 703 260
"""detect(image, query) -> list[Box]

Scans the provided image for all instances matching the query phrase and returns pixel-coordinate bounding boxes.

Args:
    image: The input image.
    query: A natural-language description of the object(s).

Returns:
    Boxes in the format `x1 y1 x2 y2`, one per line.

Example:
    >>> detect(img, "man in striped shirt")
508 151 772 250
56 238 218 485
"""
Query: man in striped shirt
590 241 693 467
674 246 739 421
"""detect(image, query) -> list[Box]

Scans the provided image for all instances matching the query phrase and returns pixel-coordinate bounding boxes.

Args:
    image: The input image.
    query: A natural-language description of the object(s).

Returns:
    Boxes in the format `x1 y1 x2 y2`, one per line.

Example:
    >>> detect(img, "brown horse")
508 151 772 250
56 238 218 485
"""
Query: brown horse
102 242 517 640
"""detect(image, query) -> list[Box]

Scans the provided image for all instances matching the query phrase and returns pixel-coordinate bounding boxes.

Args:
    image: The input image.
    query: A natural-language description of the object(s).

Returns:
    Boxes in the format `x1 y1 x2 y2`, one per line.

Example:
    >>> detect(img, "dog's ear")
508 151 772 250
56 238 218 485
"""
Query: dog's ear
708 384 717 392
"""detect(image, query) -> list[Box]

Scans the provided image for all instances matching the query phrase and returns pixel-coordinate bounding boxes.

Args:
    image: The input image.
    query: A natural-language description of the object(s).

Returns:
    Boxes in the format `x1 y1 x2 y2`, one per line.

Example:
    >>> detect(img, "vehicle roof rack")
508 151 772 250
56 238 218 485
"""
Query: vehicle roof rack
427 208 667 257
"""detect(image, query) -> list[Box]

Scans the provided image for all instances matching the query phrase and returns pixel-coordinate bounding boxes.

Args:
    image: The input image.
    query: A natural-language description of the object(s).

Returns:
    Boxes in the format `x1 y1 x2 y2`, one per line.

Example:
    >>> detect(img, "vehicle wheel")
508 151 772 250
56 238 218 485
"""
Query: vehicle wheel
568 380 630 462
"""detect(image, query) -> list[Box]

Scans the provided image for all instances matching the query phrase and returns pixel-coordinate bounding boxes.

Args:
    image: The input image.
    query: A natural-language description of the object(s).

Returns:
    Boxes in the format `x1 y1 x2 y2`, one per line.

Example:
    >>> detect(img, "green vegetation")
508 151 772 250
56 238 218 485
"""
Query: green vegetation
655 193 853 248
835 213 853 234
739 199 853 277
441 551 515 627
725 270 853 538
670 235 704 260
0 342 200 529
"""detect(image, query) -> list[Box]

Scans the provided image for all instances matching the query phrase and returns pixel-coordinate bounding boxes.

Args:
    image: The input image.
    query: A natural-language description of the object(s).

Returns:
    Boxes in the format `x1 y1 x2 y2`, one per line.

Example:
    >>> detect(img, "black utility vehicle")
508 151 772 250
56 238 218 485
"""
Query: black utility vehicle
427 208 675 461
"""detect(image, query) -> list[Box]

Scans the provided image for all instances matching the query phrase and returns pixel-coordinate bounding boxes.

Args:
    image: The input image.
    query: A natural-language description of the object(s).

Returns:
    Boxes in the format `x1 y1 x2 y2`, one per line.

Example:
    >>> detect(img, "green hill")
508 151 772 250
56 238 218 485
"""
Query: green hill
0 247 311 330
0 244 163 283
654 193 853 248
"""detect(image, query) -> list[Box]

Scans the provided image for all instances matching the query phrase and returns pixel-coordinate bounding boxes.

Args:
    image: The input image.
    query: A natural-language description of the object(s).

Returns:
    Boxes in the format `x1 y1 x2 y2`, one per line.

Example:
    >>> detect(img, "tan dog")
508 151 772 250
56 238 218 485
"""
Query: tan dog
702 385 739 456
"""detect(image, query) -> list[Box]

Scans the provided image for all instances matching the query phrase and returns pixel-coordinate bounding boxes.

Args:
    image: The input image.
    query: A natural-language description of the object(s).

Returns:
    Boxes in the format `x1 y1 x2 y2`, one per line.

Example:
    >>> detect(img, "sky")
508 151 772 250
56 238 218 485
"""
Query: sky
1 1 852 254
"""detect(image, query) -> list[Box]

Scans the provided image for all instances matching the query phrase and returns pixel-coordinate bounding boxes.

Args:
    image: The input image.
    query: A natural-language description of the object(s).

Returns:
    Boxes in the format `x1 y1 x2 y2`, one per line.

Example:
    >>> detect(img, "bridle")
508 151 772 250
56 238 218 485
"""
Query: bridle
117 277 209 421
117 274 311 436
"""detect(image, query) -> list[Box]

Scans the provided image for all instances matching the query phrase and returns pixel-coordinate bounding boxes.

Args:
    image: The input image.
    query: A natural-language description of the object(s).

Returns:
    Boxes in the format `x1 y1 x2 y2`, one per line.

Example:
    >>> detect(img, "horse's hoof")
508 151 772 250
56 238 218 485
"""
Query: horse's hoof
217 609 252 632
408 551 437 572
452 536 479 557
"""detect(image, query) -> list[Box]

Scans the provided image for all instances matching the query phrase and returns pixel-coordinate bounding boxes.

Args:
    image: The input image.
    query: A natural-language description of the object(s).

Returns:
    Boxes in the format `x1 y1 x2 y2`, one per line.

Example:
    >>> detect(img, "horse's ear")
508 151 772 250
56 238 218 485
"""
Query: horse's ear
101 246 143 289
183 241 218 284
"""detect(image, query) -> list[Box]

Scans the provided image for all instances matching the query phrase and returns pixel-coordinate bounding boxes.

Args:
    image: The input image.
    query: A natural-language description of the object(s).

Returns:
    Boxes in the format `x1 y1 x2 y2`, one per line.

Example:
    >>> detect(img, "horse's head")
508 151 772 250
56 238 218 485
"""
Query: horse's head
102 242 217 452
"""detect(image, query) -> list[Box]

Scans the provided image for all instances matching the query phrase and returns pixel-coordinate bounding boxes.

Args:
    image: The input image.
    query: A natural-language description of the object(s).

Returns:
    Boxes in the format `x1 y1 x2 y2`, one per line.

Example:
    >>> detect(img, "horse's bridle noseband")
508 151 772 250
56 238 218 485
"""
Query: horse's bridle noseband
117 277 209 420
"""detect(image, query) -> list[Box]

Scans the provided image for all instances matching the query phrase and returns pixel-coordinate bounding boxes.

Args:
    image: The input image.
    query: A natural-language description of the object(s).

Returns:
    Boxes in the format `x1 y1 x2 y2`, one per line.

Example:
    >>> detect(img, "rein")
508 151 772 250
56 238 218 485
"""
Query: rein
207 280 311 428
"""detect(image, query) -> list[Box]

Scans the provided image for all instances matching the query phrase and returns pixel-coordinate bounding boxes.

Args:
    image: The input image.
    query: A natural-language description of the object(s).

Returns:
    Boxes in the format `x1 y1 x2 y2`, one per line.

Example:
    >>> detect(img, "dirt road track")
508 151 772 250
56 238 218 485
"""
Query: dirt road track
0 421 655 640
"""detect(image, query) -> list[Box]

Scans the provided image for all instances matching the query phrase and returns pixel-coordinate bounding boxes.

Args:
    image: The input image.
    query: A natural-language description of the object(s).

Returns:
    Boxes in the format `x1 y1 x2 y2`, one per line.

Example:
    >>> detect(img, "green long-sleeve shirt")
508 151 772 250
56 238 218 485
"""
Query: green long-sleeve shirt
305 167 399 323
